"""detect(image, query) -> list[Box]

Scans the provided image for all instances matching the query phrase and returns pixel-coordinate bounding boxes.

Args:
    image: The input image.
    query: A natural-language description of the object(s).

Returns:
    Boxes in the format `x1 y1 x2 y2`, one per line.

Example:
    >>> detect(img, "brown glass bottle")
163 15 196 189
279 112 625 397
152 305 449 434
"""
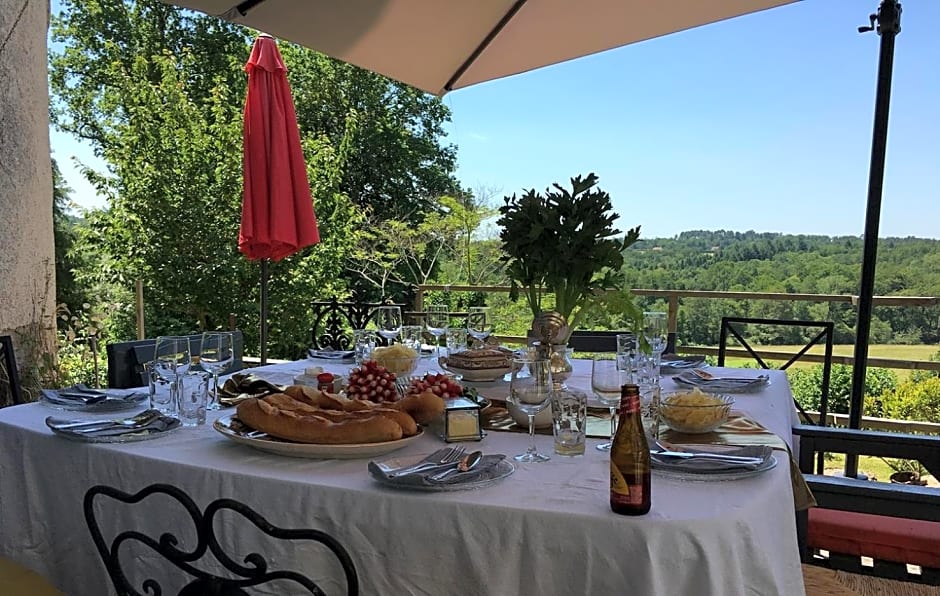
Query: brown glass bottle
610 383 651 515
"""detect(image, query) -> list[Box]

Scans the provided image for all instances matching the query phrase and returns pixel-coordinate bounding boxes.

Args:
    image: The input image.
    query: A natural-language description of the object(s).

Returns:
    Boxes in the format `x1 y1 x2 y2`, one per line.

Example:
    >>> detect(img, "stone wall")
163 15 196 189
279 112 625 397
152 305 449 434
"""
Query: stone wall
0 0 56 399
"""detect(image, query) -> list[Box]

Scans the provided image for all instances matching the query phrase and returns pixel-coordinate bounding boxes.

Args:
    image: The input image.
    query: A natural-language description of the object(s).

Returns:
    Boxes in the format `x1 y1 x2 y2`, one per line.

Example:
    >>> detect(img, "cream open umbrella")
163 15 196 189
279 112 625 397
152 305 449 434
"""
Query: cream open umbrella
165 0 797 96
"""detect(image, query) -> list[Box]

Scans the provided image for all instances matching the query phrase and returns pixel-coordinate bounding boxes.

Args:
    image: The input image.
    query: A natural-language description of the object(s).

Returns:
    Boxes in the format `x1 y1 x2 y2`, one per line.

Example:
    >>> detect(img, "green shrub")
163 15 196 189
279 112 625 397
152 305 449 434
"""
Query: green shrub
877 377 940 423
789 364 896 415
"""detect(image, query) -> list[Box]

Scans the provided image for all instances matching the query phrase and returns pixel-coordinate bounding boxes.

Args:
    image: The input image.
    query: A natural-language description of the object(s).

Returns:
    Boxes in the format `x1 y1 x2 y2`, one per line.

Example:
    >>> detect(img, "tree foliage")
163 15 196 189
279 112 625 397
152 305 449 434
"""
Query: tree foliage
49 0 462 358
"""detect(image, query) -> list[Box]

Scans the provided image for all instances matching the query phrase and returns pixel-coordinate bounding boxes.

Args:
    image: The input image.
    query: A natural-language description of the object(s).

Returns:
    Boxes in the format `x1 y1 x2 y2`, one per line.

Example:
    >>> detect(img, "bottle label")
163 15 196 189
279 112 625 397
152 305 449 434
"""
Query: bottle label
611 463 647 507
610 462 630 497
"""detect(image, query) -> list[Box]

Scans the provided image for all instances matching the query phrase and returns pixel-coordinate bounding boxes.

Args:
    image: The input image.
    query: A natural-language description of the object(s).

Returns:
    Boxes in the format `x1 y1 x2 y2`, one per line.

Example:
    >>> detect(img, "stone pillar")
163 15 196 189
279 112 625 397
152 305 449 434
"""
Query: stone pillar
0 0 56 400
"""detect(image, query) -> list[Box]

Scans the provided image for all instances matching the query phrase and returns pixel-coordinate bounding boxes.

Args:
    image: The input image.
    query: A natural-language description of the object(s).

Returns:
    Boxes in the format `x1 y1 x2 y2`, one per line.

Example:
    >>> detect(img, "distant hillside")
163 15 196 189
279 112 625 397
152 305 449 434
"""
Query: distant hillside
620 230 940 345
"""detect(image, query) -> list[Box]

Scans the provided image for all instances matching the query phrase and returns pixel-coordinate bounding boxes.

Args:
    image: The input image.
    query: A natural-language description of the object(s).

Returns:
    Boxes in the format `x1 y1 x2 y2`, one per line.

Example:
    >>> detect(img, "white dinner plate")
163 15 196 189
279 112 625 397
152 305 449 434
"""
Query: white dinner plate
213 414 424 459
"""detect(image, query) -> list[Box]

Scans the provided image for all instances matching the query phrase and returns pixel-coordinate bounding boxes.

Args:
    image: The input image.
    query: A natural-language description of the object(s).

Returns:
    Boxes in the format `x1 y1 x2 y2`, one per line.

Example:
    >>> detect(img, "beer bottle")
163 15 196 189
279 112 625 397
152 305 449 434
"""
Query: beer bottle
610 383 651 515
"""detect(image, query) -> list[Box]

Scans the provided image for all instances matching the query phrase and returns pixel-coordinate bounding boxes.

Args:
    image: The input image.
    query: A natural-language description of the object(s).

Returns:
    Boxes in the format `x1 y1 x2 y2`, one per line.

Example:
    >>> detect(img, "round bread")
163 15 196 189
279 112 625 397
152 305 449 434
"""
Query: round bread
390 390 445 425
236 397 404 444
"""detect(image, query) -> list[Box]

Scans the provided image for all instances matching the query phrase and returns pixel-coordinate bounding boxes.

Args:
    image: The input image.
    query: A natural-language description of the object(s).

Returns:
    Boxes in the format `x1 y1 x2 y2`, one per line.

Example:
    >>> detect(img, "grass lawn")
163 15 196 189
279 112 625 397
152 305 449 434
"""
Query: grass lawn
824 454 939 488
718 343 939 380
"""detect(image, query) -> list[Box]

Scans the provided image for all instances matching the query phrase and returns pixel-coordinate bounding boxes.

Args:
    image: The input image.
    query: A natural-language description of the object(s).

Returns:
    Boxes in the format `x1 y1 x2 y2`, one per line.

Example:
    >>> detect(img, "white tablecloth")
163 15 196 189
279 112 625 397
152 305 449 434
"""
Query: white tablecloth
0 359 805 595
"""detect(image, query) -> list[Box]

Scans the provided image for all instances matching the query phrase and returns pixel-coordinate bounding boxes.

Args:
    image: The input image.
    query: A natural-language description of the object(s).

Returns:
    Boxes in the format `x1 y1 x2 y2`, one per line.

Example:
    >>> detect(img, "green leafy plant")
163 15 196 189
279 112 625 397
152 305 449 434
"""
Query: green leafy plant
497 173 642 338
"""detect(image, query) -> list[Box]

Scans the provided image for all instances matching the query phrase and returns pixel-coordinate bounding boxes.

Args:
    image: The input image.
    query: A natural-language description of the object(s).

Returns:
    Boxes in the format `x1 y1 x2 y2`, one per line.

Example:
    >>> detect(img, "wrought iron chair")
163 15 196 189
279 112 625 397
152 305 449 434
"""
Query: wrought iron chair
0 335 24 406
309 298 405 349
718 317 834 428
84 483 359 595
106 332 245 389
794 425 940 586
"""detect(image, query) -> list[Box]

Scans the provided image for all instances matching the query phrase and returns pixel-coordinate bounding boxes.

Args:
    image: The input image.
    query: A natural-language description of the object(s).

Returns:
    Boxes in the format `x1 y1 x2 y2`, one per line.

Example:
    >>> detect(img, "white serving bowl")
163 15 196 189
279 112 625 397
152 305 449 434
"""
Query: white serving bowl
507 401 553 429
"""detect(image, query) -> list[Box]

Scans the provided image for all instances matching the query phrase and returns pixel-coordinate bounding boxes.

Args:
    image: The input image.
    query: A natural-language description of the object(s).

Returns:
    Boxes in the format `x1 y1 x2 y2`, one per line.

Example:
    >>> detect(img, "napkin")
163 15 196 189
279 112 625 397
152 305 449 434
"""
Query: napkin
218 374 286 407
41 387 145 406
651 444 773 472
672 371 770 393
51 415 180 441
308 349 355 360
369 454 507 488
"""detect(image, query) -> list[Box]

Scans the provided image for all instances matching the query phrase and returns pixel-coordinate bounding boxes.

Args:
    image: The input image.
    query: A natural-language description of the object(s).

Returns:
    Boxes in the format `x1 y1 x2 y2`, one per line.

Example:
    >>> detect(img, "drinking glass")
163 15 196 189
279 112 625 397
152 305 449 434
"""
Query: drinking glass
154 336 193 415
643 311 668 377
507 358 553 463
177 371 209 426
591 354 628 451
375 306 402 344
352 329 376 364
401 325 423 352
425 304 449 357
466 306 494 346
445 327 468 355
200 331 234 410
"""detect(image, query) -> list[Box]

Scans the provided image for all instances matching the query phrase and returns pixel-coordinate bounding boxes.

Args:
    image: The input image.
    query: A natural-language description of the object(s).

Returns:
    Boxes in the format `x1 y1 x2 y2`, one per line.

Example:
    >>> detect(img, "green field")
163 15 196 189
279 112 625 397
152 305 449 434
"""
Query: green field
718 343 939 380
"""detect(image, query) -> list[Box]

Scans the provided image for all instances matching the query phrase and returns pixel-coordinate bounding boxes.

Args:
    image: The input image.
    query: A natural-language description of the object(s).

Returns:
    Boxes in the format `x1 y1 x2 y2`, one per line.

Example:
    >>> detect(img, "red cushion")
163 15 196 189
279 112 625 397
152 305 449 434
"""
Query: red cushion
809 508 940 568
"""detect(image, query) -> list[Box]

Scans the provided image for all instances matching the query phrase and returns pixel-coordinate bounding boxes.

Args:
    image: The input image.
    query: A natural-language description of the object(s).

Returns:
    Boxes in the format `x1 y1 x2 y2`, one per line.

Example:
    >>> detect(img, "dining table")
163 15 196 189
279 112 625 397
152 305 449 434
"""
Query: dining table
0 355 806 595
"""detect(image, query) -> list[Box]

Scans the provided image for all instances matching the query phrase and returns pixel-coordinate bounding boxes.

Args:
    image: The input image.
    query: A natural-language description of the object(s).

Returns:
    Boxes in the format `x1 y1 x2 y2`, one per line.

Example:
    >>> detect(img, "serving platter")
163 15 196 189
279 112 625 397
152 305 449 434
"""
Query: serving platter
213 414 424 459
438 362 511 382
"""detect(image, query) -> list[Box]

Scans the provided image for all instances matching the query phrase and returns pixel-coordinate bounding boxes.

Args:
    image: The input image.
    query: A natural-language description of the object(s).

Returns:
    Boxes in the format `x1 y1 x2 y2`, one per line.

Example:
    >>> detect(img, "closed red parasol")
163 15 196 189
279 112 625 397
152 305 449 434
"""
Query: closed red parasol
241 33 319 362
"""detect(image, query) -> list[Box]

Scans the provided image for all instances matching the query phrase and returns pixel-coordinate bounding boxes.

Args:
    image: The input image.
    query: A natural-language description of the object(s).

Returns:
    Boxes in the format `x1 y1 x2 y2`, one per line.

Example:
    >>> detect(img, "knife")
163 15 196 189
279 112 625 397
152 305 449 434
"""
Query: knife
651 450 765 464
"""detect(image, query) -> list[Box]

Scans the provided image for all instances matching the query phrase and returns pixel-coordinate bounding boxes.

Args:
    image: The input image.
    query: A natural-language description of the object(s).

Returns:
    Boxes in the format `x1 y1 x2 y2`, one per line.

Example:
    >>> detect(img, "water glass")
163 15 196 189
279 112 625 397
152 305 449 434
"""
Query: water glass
353 329 376 364
616 333 636 372
639 384 661 441
145 361 175 415
177 372 208 426
445 327 468 355
401 325 423 351
551 388 587 456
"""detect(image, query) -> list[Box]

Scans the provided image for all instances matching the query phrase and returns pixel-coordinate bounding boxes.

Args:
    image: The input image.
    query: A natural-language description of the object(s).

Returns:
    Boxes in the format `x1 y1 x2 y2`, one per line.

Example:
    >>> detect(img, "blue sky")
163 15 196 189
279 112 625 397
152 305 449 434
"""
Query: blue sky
51 0 939 239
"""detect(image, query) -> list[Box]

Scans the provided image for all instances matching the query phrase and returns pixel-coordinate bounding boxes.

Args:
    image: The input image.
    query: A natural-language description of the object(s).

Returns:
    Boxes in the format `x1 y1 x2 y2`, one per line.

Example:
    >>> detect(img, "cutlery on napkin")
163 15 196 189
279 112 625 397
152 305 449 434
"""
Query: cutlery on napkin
62 415 180 438
650 444 773 472
369 454 507 486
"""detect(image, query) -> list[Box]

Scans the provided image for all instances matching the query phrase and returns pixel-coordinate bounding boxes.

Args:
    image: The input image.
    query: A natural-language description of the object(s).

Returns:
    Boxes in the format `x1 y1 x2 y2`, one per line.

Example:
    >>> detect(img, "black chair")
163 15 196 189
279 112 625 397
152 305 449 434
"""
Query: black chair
0 335 24 406
309 298 406 350
84 484 359 595
717 317 834 428
794 425 940 585
106 331 245 389
566 331 627 352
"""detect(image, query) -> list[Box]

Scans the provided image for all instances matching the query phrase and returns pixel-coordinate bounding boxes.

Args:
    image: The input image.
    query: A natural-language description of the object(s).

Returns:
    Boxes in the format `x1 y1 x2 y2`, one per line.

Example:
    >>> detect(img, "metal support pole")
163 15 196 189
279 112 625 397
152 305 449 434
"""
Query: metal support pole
846 0 901 478
260 259 269 365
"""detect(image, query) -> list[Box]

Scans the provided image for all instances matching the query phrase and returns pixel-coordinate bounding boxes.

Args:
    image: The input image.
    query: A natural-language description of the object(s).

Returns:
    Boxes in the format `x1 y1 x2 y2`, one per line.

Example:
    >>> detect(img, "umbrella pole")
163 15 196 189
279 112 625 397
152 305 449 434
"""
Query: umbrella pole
260 259 269 365
845 0 901 478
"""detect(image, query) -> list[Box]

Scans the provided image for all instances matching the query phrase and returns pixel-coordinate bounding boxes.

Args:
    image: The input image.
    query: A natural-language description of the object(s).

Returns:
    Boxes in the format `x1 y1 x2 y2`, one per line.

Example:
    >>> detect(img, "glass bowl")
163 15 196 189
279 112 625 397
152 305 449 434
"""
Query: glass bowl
371 345 420 376
659 392 734 434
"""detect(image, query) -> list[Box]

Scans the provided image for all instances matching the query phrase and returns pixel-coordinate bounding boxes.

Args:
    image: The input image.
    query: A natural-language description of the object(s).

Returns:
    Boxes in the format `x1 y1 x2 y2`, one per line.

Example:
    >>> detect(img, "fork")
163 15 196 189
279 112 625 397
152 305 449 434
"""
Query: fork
388 447 466 478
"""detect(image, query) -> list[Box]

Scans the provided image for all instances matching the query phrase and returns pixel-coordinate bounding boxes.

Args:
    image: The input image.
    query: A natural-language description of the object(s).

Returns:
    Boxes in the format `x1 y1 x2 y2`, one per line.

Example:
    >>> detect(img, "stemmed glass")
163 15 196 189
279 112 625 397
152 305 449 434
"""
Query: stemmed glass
592 355 628 451
425 304 449 358
375 306 403 345
200 331 234 410
507 358 553 463
154 336 193 411
466 306 494 346
643 311 668 377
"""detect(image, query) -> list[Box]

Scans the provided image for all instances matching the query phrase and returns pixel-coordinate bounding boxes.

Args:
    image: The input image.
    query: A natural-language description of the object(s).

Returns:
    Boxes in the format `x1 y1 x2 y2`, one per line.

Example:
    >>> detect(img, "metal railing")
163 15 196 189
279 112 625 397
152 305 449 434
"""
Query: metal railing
415 284 940 374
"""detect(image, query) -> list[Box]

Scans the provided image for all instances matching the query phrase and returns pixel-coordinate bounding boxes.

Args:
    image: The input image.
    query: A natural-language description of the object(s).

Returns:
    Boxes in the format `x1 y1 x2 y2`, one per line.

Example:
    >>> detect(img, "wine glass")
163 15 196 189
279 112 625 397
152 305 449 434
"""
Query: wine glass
425 304 449 358
154 336 192 381
375 306 402 344
507 358 553 463
592 354 628 451
466 306 494 346
200 331 234 410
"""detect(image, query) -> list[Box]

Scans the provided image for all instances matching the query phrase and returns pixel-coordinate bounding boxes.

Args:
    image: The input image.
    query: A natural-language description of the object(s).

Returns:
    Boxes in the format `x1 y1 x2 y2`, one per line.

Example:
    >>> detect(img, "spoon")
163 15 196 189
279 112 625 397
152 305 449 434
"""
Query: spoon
428 450 484 481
